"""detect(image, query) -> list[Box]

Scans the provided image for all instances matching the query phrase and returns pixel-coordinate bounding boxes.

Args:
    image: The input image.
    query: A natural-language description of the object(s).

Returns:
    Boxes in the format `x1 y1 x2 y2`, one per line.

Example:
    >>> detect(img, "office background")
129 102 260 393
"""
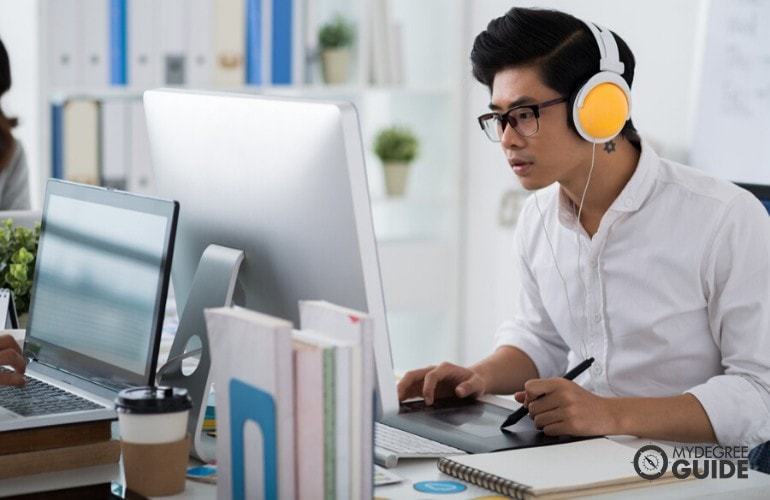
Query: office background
0 0 744 371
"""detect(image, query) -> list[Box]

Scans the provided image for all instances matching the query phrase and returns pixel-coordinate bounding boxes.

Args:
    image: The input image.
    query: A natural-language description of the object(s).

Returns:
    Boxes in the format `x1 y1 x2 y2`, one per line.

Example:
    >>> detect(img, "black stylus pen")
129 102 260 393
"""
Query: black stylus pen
500 357 595 429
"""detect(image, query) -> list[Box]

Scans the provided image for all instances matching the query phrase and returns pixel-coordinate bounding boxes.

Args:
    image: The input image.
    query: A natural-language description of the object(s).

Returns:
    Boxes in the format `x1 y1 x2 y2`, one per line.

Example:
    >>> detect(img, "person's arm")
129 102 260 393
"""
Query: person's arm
0 334 26 387
397 345 538 405
515 378 716 442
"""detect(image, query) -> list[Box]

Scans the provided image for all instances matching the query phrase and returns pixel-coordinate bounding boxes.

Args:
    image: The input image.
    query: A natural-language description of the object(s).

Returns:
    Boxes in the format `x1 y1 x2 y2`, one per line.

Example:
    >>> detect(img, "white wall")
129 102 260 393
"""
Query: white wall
460 0 704 365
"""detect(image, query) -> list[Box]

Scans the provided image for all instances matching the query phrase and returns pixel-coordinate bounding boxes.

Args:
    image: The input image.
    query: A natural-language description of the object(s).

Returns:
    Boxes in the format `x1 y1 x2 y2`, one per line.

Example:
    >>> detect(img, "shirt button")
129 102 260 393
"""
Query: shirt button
593 313 601 323
624 197 633 207
590 259 598 268
593 364 603 375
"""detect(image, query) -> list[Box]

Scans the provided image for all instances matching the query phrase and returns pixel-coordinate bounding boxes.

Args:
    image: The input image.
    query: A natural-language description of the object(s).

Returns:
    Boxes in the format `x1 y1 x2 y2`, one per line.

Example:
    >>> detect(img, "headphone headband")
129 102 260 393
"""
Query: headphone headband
583 21 624 75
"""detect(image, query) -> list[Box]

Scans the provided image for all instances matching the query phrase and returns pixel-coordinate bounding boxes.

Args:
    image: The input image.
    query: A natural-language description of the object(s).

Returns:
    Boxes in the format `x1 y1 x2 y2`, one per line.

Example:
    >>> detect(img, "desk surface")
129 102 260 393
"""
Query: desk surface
2 441 770 499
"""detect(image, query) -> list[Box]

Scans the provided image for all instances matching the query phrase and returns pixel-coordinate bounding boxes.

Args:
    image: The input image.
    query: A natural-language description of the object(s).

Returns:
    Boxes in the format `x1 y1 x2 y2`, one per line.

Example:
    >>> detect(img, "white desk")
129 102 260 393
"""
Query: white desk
378 452 770 499
2 442 770 499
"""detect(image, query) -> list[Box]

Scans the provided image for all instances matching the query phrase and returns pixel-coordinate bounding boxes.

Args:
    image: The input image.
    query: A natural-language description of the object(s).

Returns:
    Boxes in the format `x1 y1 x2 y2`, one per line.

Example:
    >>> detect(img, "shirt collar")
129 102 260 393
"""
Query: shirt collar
557 138 660 224
608 138 659 213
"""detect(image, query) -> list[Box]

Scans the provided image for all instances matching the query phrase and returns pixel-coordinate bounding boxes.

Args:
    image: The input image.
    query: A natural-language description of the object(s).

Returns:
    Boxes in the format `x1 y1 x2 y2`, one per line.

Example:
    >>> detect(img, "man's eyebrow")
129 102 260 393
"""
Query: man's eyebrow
488 96 536 111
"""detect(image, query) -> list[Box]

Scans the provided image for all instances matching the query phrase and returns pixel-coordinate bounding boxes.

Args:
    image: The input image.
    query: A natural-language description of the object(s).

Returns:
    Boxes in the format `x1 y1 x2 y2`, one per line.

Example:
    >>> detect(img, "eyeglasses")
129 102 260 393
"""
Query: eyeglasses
477 97 568 142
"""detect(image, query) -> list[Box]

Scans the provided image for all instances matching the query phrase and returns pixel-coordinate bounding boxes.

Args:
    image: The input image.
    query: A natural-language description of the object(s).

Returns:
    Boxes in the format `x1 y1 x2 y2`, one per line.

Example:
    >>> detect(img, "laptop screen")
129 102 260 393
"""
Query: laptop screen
24 180 178 390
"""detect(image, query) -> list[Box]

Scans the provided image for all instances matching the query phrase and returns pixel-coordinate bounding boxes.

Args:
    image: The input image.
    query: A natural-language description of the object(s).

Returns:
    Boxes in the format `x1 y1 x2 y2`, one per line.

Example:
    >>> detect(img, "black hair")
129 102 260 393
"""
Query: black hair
0 36 19 170
470 7 638 142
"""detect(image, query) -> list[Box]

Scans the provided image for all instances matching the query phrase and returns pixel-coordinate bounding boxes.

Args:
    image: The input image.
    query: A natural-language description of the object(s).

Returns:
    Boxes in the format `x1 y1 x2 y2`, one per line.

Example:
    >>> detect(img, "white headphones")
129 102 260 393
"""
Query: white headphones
571 21 632 143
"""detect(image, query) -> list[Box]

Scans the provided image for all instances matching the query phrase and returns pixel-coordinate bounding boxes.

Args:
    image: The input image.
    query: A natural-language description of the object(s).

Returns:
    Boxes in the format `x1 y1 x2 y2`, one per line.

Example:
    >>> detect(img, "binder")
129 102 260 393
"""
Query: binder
245 0 263 85
62 99 101 185
81 0 111 86
109 0 128 85
127 101 156 195
271 0 292 84
205 307 296 500
100 99 130 190
50 102 65 179
187 0 215 86
214 0 247 85
158 0 188 85
48 0 80 87
127 0 159 85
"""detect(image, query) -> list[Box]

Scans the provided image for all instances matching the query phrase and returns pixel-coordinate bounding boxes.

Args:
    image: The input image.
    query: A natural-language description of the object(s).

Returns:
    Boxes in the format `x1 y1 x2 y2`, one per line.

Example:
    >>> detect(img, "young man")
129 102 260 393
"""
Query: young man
398 7 770 457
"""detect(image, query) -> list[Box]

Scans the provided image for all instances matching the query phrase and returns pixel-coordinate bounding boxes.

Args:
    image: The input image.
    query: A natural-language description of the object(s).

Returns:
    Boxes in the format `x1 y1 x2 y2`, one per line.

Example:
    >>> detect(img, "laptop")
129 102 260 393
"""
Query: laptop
0 179 178 432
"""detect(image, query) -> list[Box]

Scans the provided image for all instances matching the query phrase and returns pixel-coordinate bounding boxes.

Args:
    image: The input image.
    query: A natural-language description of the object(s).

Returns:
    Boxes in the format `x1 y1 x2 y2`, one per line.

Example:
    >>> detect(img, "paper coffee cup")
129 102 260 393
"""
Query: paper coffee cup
115 386 193 497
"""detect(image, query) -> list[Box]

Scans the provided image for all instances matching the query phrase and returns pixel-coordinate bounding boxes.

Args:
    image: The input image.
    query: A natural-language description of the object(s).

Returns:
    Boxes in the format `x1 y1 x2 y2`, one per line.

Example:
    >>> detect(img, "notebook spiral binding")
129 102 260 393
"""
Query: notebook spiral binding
437 456 533 499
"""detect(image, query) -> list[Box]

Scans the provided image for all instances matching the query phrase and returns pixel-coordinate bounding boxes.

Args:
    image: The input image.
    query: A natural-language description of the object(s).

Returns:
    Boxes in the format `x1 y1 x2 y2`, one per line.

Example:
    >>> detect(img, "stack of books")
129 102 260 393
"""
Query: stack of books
0 420 120 479
205 299 376 500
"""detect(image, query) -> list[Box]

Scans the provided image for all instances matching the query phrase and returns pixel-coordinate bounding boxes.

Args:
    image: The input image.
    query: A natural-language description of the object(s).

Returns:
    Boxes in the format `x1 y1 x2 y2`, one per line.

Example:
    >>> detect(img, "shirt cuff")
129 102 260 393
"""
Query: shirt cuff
687 375 770 447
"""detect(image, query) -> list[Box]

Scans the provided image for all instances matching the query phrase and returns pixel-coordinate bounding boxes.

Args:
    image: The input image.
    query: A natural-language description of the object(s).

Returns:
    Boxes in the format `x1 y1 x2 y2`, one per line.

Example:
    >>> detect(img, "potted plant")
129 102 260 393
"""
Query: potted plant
318 14 355 84
0 218 40 325
373 125 419 197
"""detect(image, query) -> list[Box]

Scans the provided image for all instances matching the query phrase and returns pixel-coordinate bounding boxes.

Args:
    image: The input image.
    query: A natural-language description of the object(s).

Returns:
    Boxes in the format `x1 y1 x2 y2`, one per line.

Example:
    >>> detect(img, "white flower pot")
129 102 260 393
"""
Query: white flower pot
383 162 410 197
321 48 351 85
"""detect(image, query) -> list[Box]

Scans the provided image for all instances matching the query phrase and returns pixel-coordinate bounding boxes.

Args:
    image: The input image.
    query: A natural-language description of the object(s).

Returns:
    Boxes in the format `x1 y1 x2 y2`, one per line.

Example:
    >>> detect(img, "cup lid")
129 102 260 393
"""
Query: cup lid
115 386 192 414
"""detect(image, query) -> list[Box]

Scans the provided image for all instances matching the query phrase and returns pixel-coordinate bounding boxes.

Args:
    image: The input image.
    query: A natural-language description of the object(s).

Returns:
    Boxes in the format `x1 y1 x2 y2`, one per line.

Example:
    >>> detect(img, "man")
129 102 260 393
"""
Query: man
398 7 770 457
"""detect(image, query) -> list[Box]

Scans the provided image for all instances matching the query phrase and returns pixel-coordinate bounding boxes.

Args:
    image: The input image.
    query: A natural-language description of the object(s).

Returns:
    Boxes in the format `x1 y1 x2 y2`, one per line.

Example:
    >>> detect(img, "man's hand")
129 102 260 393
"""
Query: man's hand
515 378 616 436
397 362 486 405
0 334 26 387
514 378 717 443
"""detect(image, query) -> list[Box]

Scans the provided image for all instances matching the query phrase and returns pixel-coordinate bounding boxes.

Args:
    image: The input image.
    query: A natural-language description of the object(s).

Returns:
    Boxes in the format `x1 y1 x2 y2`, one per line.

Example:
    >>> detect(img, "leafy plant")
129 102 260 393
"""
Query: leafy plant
318 14 355 50
0 219 40 315
373 125 419 163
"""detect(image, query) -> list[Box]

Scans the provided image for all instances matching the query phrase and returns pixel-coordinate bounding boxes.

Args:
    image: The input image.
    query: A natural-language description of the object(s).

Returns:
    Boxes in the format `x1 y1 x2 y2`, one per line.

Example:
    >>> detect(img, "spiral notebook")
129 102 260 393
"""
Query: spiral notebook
437 438 679 499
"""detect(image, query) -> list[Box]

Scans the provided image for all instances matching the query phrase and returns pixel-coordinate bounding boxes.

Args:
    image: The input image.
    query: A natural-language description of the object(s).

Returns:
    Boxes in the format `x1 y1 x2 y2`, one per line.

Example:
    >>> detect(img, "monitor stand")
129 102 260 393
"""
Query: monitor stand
158 244 244 462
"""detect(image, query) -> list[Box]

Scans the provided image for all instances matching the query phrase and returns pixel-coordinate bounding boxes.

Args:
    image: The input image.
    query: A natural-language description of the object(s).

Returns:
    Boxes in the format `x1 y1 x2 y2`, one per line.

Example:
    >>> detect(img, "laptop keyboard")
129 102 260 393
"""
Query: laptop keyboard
0 367 102 416
375 421 465 463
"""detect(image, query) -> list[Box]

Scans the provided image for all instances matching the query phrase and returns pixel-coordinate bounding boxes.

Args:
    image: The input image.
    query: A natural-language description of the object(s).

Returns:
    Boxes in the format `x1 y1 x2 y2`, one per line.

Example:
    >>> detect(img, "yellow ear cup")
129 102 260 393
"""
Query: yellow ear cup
576 82 630 141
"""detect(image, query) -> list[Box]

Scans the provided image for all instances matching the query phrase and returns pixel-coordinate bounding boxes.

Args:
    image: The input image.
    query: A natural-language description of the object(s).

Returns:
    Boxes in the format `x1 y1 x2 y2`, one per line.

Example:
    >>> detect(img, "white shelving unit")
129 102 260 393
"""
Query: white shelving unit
5 0 469 372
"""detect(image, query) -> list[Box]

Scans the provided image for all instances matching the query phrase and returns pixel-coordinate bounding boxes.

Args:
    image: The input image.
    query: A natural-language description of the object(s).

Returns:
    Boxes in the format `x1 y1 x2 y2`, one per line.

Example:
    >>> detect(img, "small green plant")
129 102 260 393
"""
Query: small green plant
373 125 419 163
318 14 355 50
0 219 40 315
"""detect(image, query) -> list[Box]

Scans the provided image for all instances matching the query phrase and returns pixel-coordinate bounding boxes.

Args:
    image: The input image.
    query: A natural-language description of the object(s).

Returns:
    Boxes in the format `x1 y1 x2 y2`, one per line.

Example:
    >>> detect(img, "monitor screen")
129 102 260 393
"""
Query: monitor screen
144 89 399 416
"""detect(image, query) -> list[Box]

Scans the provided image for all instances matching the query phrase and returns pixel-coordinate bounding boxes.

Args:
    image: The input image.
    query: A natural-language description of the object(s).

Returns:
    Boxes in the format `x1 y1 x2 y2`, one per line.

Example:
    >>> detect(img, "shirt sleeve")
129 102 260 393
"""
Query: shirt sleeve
494 209 570 380
686 191 770 447
0 140 31 210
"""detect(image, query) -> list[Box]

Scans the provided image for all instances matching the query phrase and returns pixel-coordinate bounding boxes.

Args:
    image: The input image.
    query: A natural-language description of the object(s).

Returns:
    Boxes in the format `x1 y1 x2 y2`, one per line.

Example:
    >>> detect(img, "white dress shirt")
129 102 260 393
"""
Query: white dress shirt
494 140 770 447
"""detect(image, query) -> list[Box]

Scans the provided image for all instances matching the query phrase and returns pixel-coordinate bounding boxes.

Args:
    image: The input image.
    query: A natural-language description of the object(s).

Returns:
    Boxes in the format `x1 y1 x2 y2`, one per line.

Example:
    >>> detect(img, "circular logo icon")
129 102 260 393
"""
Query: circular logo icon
633 444 669 480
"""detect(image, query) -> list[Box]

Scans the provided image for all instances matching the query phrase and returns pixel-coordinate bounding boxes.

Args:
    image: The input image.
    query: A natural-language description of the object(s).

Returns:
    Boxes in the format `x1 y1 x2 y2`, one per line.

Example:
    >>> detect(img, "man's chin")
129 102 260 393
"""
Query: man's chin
518 178 554 191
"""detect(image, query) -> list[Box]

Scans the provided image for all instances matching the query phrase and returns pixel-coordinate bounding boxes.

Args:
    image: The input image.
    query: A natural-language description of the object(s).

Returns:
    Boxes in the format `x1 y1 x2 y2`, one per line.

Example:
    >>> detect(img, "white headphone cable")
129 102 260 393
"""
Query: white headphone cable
572 141 599 360
533 141 598 362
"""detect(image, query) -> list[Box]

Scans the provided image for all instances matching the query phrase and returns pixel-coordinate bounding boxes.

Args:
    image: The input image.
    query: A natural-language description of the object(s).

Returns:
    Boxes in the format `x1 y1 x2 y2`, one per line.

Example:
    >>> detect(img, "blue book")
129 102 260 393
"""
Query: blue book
50 102 64 180
271 0 292 84
109 0 127 85
246 0 262 85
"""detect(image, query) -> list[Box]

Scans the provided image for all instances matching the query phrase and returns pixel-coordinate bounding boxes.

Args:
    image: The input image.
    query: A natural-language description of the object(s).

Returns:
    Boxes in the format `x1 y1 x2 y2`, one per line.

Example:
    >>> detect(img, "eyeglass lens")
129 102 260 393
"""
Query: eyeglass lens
481 108 539 141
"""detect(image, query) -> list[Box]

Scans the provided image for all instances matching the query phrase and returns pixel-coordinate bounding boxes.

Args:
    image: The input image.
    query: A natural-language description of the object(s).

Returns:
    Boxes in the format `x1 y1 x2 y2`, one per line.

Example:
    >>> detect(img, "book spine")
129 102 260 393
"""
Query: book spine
437 457 532 499
323 347 336 500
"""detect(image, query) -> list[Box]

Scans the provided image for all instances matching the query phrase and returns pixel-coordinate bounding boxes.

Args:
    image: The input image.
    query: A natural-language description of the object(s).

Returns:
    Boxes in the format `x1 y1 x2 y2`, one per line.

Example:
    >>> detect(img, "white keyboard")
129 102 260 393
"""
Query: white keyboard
374 422 466 468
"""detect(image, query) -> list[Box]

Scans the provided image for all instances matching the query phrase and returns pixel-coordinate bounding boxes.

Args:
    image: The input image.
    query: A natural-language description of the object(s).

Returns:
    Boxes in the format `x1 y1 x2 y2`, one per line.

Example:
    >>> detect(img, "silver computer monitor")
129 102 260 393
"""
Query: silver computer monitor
144 89 399 454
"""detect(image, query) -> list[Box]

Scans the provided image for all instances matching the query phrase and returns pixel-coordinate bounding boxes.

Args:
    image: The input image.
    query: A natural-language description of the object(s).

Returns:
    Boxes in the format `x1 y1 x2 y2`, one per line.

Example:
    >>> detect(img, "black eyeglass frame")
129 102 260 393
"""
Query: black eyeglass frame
477 97 568 142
